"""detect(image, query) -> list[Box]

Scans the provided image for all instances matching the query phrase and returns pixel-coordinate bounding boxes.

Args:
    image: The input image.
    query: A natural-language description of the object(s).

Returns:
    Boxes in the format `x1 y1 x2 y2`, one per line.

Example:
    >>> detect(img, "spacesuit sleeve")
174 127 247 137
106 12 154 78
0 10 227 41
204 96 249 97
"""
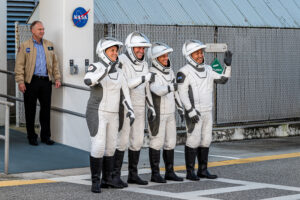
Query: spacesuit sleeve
120 73 134 113
84 63 109 87
149 78 169 96
212 65 231 84
127 76 146 89
174 91 184 113
177 70 193 112
145 82 154 108
121 63 146 89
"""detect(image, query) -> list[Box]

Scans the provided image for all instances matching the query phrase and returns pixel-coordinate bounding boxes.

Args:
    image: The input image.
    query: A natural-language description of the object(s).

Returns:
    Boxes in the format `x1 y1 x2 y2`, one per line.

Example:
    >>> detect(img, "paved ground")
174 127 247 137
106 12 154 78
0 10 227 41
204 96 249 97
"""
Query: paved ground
1 136 300 200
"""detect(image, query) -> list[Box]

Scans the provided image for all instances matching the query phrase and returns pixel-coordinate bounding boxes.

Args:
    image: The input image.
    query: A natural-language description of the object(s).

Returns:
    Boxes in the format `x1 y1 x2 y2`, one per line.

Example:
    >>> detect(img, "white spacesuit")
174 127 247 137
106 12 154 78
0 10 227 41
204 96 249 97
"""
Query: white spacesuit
177 39 232 181
84 37 135 193
114 32 155 186
148 42 184 183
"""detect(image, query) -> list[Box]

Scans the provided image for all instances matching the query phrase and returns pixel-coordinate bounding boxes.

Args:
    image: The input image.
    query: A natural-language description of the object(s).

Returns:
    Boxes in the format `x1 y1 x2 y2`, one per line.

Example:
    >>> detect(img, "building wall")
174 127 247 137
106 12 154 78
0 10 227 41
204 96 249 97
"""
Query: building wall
217 27 300 123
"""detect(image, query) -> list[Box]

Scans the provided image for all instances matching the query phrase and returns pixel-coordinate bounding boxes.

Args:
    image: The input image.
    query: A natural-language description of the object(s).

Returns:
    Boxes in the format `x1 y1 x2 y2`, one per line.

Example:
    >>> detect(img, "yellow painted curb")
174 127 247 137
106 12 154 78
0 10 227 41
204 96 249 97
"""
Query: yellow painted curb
0 179 56 187
162 152 300 171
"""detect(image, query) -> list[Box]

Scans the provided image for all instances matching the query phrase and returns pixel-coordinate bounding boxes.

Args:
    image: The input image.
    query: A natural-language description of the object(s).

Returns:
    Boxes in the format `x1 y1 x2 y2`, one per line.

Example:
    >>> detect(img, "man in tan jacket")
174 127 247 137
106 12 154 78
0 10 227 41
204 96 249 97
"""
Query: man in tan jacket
15 20 61 146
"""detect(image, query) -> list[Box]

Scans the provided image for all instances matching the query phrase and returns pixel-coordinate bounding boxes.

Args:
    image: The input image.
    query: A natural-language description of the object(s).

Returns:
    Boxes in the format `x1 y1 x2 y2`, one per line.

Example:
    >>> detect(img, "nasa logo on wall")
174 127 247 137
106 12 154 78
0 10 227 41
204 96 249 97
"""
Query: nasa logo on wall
72 7 90 28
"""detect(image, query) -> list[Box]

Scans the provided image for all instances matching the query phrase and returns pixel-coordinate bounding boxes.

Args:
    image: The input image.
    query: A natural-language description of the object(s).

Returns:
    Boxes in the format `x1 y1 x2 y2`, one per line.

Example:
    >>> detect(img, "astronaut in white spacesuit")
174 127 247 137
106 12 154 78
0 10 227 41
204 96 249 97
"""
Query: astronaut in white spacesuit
113 32 156 186
177 39 232 181
148 42 184 183
84 37 135 193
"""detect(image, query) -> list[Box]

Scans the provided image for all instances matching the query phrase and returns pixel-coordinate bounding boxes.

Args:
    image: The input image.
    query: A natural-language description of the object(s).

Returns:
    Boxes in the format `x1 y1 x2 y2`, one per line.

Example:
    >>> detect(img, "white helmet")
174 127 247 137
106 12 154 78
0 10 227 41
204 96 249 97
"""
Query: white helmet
148 42 173 73
182 39 206 67
125 31 151 64
96 37 123 65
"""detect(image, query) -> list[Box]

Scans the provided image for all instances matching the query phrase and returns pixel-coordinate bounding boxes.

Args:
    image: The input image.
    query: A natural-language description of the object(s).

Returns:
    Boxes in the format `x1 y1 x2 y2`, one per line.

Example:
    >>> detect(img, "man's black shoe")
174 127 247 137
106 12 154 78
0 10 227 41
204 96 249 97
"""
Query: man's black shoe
28 138 38 146
41 138 55 145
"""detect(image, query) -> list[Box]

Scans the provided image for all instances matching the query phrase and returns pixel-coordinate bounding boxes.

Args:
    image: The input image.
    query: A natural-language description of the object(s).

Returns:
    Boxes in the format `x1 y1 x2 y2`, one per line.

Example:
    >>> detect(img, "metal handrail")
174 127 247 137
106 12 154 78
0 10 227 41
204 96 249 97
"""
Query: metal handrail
0 94 86 118
0 69 15 76
0 69 91 91
0 100 15 174
0 69 88 118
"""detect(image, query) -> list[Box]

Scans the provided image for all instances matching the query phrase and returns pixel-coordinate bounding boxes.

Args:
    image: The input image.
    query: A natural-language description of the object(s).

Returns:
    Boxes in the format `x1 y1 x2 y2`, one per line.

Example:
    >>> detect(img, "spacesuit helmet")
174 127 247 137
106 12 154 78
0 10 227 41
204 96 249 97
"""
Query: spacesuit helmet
182 39 206 67
148 42 173 72
125 31 152 64
96 37 123 65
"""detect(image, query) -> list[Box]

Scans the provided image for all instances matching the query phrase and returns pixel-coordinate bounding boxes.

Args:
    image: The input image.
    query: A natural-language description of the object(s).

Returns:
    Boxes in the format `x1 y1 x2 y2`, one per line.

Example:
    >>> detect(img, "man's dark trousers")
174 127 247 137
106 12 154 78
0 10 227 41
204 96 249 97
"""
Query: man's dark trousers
24 75 52 141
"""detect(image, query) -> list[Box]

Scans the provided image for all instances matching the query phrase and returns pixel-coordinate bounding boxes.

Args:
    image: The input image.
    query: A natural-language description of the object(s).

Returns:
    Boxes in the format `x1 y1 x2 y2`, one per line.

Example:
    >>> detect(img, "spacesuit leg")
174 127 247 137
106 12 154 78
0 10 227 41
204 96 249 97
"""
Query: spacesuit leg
101 112 123 189
113 111 131 187
163 114 183 181
163 114 176 150
127 107 148 185
197 111 217 179
199 111 213 148
149 115 166 183
185 118 202 149
129 106 145 151
185 117 201 181
149 114 165 151
117 111 131 152
87 110 107 193
89 110 107 159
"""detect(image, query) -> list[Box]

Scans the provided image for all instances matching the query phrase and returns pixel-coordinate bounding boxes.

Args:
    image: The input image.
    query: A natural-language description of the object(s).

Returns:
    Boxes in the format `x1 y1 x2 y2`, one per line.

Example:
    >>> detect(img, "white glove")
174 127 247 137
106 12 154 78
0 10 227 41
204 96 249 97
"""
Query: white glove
188 109 197 118
168 84 175 92
188 109 200 123
145 73 152 82
147 106 156 122
126 110 135 126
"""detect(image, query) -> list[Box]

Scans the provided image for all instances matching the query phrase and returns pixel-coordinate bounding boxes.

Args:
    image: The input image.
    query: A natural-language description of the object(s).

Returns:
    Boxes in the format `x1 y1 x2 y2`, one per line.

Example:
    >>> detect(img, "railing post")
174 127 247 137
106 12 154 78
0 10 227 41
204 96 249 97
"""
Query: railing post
0 100 14 174
4 104 10 174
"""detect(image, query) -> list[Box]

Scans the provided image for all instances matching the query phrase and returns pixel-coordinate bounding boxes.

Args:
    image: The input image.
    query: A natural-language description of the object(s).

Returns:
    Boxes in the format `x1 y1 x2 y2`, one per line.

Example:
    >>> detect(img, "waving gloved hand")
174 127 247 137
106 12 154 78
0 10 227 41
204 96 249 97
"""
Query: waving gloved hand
224 50 233 66
126 111 135 126
147 107 156 122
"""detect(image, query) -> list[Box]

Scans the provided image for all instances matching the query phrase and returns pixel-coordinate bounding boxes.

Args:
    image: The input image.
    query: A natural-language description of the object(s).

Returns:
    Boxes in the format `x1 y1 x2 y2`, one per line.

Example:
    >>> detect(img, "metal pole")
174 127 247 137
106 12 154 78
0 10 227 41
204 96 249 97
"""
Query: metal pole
15 21 19 127
4 105 10 174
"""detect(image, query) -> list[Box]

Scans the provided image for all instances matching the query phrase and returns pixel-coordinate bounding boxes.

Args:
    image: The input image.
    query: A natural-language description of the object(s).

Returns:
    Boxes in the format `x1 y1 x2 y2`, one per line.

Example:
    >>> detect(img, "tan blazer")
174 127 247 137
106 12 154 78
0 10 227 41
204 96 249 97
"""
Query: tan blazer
15 38 61 84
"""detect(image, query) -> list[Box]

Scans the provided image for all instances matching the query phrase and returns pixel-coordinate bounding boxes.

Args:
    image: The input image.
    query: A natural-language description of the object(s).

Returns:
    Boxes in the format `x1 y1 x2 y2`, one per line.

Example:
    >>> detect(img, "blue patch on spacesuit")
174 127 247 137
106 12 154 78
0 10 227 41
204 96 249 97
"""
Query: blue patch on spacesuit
176 72 185 83
26 48 30 53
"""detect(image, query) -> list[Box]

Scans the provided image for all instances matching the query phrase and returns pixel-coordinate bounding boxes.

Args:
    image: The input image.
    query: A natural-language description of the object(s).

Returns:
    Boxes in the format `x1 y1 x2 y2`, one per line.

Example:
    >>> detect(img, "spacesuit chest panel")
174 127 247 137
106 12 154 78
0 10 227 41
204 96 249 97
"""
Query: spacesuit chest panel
130 64 148 106
98 71 122 112
161 73 172 83
129 63 145 73
157 73 176 114
189 66 214 90
101 71 121 90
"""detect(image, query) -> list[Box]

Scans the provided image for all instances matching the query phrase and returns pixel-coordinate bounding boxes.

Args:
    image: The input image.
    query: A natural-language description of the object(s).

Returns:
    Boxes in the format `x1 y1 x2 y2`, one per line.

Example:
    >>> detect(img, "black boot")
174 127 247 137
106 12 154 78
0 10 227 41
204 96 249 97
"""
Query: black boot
197 147 218 179
127 149 148 185
149 148 166 183
185 146 200 181
90 156 102 193
101 156 123 188
163 149 183 181
112 150 128 187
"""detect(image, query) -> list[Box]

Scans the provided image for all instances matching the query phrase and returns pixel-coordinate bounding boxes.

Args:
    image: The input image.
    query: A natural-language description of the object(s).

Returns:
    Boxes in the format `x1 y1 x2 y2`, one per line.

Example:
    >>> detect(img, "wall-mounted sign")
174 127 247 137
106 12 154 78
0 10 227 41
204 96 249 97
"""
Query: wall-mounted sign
205 43 227 53
72 7 90 28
